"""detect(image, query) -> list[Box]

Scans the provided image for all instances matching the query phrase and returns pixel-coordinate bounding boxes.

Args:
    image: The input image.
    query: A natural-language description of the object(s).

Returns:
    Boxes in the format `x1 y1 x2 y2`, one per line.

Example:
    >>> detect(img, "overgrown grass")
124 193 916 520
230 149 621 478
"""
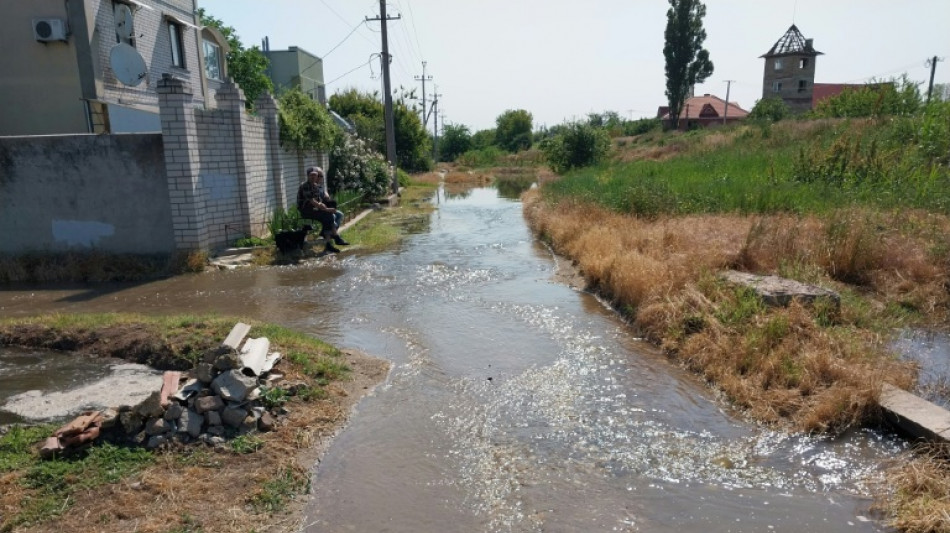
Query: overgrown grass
545 108 950 217
877 444 950 533
0 437 155 530
523 191 940 432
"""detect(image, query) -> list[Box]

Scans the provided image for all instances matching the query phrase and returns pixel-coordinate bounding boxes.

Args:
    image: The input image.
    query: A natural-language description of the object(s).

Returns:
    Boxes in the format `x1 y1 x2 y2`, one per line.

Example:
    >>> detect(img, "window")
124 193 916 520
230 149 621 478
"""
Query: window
772 81 783 93
798 79 808 93
169 22 185 68
774 58 783 70
799 58 809 69
203 39 222 80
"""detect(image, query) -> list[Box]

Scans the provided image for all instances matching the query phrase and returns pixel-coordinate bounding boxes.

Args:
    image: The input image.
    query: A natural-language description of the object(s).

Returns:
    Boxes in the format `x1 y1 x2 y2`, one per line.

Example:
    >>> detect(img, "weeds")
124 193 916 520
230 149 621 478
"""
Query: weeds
230 435 265 454
249 466 310 513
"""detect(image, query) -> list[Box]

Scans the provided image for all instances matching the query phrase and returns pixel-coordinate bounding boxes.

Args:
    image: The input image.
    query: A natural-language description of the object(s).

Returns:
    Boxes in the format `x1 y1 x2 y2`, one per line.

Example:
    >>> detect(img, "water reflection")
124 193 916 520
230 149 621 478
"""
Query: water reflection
892 329 950 407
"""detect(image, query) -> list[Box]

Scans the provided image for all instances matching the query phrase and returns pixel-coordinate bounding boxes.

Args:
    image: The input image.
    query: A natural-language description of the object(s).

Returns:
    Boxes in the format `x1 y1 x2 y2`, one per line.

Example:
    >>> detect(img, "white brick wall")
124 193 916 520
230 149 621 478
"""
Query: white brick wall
93 0 205 111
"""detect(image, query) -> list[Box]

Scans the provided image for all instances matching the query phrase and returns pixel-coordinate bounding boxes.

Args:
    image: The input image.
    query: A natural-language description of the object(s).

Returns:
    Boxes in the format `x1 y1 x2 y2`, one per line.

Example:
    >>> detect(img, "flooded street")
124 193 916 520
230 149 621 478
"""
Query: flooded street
0 185 903 532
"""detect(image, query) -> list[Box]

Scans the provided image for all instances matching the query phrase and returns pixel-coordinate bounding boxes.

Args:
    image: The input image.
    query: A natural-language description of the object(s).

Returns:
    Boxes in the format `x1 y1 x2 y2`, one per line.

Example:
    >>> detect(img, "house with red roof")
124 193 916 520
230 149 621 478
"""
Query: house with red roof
657 93 749 130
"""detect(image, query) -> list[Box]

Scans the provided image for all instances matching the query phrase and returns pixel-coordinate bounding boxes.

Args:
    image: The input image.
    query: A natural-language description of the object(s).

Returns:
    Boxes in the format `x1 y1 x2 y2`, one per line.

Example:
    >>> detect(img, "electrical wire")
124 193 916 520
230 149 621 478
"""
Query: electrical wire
322 21 366 58
325 54 380 86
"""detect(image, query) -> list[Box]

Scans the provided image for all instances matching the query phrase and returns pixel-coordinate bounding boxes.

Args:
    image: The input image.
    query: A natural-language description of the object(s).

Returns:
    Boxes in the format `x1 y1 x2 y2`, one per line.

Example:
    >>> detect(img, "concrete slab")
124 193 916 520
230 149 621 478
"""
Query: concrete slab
222 322 251 351
721 270 840 309
880 383 950 442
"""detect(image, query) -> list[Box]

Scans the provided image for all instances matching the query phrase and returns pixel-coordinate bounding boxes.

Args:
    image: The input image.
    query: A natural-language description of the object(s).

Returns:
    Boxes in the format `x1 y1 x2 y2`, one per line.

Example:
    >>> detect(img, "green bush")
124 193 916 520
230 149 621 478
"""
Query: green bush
810 75 922 118
457 146 505 168
268 206 303 236
539 121 611 174
748 97 790 123
328 134 391 200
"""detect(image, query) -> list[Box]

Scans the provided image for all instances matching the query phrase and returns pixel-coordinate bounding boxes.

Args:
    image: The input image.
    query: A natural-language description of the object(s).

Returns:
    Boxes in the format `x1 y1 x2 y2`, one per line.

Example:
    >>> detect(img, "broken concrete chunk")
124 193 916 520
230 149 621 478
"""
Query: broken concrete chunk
100 408 119 429
222 322 252 351
196 363 215 384
212 370 258 402
173 379 204 402
720 270 840 309
179 409 204 438
221 406 248 428
164 403 184 421
261 352 282 374
135 391 165 419
213 351 242 372
120 411 145 435
240 337 270 376
146 418 175 436
258 412 277 432
206 410 222 427
146 434 168 450
194 395 225 414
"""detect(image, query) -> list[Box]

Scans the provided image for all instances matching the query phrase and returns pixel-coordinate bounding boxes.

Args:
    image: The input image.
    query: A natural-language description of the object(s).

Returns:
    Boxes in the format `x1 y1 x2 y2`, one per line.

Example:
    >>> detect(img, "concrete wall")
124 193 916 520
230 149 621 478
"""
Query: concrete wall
0 0 87 135
0 74 324 255
0 134 175 253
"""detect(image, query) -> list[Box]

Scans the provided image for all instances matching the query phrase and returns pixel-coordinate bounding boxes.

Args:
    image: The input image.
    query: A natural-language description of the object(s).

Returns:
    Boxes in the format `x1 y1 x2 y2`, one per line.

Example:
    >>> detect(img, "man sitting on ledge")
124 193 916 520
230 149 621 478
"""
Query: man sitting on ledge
297 166 349 254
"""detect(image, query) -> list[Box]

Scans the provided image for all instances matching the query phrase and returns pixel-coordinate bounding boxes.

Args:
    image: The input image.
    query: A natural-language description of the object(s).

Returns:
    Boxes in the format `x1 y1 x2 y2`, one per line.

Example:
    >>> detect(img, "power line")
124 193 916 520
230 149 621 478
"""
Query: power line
403 0 426 60
322 21 366 58
318 0 377 46
325 55 379 86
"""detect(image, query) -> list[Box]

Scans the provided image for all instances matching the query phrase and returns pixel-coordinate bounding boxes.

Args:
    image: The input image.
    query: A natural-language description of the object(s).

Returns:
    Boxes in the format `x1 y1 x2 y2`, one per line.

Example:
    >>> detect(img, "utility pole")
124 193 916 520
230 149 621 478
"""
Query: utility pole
415 61 433 127
926 56 944 104
723 80 734 125
366 2 401 195
428 85 442 161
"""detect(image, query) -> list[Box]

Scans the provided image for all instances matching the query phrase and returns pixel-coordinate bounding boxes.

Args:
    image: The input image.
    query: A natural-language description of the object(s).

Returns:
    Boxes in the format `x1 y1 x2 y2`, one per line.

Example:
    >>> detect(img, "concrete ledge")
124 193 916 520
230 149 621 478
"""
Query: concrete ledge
721 270 840 309
880 383 950 442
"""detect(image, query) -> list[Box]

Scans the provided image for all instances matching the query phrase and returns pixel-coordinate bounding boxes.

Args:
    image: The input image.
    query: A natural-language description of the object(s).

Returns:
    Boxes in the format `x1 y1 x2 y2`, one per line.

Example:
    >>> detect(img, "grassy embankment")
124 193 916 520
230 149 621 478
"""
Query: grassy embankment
0 313 368 532
526 109 950 531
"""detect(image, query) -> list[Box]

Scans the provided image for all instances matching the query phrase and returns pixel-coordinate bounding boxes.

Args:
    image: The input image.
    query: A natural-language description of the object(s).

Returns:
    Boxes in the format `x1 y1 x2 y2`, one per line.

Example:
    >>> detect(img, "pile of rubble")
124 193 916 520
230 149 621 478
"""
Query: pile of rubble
41 323 297 456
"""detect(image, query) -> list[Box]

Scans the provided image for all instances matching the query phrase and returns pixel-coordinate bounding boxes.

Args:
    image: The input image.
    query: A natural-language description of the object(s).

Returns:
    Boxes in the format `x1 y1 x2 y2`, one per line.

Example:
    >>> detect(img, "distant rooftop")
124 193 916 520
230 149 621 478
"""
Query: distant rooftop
761 24 823 57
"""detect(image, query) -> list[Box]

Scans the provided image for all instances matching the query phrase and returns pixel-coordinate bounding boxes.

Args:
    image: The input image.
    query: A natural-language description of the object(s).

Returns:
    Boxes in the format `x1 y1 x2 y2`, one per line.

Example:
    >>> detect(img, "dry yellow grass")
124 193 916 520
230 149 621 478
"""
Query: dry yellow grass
876 445 950 533
523 190 945 432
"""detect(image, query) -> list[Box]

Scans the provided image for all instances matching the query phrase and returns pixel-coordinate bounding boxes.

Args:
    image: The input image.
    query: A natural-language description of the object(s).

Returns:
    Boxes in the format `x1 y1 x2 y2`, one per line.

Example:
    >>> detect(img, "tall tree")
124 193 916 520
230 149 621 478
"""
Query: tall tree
439 123 472 162
329 88 432 172
197 9 273 108
495 109 533 152
663 0 714 129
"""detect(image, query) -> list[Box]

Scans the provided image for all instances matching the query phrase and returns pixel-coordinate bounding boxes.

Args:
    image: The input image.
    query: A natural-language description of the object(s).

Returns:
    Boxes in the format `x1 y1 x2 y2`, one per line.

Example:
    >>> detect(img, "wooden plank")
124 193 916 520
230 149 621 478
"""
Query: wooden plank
222 322 251 351
880 383 950 442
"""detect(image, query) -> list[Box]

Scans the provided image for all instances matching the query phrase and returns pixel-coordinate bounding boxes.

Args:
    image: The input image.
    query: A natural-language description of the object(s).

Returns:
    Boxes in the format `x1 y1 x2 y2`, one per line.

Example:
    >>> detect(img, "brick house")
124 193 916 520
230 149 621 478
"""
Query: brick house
760 24 822 114
657 94 749 130
0 0 229 135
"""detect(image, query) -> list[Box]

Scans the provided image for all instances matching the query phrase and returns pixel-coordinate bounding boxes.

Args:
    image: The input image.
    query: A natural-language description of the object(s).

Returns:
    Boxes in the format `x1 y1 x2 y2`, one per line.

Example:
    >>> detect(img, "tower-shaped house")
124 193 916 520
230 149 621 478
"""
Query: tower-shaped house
760 25 822 113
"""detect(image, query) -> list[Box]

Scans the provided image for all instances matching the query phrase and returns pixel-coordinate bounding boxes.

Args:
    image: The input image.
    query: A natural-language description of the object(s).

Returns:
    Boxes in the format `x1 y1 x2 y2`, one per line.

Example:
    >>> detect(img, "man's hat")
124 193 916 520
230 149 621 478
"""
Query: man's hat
306 166 323 176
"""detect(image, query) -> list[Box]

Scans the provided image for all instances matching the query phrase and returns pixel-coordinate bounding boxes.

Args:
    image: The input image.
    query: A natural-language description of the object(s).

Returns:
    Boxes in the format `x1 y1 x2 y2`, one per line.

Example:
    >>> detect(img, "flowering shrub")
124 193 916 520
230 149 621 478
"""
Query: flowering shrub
327 134 391 200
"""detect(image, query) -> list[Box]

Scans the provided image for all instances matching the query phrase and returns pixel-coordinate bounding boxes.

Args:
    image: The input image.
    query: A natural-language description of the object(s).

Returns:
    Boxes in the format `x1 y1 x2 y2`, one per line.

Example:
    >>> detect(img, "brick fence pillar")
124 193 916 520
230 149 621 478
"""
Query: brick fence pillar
215 81 254 236
157 74 210 251
255 92 286 209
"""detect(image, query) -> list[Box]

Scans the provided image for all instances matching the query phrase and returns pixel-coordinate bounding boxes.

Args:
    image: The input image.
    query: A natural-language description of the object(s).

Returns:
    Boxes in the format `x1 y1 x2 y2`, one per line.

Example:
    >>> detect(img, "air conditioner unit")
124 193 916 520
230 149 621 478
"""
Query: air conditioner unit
33 18 68 42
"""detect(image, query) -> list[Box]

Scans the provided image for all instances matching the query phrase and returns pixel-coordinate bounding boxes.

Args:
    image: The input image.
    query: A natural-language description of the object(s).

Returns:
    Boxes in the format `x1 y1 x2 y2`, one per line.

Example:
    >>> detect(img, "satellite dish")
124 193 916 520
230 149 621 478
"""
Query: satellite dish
110 43 147 86
114 4 134 41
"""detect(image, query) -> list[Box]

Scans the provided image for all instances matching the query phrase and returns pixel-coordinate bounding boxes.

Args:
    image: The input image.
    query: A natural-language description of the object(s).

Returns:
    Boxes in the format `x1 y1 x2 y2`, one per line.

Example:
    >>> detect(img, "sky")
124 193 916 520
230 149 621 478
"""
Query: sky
196 0 950 132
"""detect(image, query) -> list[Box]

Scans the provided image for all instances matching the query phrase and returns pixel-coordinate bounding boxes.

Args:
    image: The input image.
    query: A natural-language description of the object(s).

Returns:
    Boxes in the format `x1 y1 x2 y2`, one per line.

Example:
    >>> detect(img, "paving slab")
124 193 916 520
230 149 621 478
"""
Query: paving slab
880 383 950 442
721 270 840 309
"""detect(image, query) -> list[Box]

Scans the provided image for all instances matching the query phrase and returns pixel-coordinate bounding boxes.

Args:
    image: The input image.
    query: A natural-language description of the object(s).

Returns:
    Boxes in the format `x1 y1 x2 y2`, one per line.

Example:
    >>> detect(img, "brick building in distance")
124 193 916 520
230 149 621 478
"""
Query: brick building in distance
761 24 869 113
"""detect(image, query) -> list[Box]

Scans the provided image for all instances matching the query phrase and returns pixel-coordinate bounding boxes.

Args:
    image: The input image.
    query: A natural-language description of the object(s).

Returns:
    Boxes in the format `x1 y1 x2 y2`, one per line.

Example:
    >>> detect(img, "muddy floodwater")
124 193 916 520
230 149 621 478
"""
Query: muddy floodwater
0 185 905 532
